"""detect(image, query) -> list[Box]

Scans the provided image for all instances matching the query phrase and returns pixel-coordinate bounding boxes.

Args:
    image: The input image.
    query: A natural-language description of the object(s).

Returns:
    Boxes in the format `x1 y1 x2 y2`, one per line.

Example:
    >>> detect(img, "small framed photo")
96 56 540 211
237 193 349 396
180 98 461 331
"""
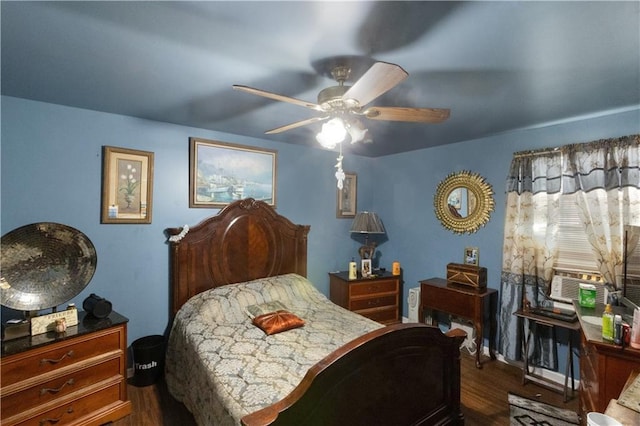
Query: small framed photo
464 246 479 266
101 146 154 224
361 259 372 277
337 172 357 218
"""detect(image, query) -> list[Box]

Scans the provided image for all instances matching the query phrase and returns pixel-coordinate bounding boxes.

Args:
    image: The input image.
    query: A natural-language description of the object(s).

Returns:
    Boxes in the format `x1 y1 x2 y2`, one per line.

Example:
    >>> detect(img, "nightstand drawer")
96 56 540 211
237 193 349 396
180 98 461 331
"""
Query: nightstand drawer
1 330 121 384
350 279 397 297
359 307 398 324
351 295 397 311
1 357 121 419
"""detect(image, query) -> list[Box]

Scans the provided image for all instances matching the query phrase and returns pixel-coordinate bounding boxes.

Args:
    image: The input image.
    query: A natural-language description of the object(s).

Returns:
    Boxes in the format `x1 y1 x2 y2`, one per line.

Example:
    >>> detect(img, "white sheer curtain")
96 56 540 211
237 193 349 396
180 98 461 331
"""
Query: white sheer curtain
499 134 640 368
564 140 640 285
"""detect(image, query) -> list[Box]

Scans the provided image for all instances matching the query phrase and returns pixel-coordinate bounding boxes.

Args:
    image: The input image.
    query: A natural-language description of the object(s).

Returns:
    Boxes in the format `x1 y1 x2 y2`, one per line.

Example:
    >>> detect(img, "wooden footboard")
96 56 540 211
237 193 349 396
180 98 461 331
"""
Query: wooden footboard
241 323 466 426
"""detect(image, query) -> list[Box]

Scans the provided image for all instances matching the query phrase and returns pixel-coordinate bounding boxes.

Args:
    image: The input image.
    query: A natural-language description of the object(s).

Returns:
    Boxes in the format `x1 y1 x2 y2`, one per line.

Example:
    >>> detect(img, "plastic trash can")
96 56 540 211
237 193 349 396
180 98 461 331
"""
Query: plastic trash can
131 334 165 387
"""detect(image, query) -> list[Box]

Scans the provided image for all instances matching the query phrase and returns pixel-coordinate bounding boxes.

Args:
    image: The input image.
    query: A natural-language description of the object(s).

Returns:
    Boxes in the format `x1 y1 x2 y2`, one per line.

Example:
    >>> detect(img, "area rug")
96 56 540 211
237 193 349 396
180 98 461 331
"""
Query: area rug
508 392 580 425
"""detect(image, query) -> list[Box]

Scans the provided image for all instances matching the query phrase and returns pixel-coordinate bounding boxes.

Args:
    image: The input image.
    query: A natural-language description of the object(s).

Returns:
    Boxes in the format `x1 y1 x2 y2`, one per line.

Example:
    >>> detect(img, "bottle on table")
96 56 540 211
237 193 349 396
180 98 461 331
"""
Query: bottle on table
602 303 614 341
348 258 357 280
631 307 640 349
614 314 623 345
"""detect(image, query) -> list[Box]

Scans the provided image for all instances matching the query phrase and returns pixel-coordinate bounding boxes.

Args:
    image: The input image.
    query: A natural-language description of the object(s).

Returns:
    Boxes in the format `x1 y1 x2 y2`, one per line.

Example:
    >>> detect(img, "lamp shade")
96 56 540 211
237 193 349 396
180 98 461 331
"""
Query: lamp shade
350 212 385 235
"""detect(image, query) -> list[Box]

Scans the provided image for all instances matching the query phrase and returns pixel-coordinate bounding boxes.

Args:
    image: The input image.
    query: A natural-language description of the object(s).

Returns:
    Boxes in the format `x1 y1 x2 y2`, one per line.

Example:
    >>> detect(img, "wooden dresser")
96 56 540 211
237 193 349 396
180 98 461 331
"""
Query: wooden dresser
575 303 640 421
329 271 402 325
1 310 131 426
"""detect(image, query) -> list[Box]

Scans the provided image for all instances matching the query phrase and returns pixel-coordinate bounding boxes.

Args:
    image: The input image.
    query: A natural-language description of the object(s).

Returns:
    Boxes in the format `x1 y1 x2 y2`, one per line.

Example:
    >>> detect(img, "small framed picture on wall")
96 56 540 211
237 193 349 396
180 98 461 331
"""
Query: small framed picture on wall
361 259 372 277
337 172 357 218
464 246 479 266
101 146 154 224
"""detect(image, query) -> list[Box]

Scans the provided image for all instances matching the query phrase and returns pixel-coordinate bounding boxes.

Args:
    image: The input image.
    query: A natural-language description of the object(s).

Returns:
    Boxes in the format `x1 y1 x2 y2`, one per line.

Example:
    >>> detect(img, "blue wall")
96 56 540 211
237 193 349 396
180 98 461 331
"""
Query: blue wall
373 109 640 304
1 96 375 342
2 95 639 377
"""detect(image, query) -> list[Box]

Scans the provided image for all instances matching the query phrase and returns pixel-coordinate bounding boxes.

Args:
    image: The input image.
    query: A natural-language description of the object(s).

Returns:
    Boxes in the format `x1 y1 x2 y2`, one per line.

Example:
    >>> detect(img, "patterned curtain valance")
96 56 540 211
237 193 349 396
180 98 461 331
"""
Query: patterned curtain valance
508 134 639 195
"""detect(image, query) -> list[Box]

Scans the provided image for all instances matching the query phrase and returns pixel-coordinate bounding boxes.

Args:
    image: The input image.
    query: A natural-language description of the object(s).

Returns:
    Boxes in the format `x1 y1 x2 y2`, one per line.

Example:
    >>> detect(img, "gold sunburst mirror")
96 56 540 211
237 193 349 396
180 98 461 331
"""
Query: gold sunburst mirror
434 171 495 234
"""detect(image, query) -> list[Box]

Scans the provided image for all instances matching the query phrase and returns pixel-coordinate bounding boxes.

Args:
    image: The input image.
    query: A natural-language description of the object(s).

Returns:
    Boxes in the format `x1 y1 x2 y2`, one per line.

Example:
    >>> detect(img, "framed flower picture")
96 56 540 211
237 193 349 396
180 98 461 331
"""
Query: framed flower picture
101 146 154 224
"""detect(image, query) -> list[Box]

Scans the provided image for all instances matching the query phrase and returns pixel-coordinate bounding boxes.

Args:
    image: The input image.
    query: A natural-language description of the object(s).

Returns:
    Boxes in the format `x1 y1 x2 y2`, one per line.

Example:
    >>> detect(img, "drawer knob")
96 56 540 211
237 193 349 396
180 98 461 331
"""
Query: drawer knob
39 406 73 425
40 378 75 395
40 350 74 366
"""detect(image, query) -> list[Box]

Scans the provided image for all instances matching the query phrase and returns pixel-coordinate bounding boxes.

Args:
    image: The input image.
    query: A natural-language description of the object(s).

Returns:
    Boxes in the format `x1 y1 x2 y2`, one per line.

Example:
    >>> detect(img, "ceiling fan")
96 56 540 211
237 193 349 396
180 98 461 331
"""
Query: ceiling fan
232 61 450 145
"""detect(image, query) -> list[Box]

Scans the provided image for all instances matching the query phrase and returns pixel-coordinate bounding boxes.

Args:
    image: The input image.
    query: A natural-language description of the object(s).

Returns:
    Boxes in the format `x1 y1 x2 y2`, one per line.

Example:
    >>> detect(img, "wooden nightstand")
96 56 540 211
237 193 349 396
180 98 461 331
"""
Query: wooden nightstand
329 271 403 325
1 310 132 426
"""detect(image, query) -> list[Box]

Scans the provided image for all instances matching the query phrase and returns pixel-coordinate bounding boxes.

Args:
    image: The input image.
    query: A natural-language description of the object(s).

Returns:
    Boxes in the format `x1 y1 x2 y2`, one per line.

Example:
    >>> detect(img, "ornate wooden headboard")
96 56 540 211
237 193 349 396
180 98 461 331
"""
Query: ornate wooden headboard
166 198 310 316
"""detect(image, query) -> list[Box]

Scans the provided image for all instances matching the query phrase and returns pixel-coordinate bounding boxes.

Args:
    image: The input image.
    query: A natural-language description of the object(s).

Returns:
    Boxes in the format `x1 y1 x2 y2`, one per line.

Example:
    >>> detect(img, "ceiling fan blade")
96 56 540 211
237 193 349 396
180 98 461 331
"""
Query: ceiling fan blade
233 85 322 111
342 62 408 107
362 106 450 123
265 116 329 134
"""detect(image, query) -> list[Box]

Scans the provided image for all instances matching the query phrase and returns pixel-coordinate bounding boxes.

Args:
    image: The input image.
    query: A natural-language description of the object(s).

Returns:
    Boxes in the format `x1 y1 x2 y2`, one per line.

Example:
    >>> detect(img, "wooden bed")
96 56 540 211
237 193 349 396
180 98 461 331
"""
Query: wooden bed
165 198 466 426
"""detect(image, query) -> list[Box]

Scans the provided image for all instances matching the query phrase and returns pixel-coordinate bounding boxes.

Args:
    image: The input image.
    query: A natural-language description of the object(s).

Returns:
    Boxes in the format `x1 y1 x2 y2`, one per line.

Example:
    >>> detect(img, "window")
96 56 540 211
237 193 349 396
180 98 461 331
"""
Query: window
554 193 600 275
552 191 640 284
625 226 640 280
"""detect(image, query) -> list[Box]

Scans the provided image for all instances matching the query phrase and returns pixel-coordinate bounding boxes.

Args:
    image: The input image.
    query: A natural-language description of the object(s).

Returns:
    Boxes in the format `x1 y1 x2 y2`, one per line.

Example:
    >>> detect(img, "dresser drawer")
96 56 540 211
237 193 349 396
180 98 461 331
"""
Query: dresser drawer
1 329 121 385
583 340 599 378
6 380 121 426
579 385 594 420
350 279 398 297
580 361 598 411
359 307 398 324
350 295 397 311
1 357 121 419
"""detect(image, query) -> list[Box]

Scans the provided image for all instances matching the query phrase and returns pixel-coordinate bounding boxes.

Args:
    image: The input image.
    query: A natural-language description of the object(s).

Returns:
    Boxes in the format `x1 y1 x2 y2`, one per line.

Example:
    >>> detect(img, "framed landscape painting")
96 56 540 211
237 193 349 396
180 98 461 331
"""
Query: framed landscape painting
189 137 277 208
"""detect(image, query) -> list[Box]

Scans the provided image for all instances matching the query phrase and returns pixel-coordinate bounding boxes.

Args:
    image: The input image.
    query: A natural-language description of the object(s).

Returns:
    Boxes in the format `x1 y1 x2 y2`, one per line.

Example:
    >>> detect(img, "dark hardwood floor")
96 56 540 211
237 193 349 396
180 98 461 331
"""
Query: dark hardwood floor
115 352 579 425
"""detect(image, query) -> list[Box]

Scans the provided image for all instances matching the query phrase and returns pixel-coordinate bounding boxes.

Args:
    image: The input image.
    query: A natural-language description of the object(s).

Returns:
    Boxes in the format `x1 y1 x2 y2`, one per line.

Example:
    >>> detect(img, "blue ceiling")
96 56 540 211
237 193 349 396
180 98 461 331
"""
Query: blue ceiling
2 1 639 157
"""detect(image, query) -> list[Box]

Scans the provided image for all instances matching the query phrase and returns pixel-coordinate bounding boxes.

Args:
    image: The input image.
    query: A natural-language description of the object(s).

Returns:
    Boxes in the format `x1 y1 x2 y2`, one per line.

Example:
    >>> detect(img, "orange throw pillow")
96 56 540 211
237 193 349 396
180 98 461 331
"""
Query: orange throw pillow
252 310 305 335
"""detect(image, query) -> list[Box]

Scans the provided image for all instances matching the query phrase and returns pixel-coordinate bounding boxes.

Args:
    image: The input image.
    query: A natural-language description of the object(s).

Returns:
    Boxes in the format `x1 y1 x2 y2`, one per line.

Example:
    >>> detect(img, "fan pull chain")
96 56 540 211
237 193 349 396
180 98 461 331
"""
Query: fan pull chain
335 143 345 189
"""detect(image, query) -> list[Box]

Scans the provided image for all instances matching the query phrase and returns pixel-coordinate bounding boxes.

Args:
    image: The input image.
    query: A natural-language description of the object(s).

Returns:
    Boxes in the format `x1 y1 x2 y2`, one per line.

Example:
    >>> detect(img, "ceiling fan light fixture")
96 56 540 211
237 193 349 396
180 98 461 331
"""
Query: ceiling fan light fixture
346 119 368 144
234 60 449 188
316 117 347 149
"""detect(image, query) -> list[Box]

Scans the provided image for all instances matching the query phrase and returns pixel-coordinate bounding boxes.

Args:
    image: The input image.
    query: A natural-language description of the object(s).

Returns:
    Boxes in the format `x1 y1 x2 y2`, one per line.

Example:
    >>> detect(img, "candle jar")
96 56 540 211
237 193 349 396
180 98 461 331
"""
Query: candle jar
392 261 401 276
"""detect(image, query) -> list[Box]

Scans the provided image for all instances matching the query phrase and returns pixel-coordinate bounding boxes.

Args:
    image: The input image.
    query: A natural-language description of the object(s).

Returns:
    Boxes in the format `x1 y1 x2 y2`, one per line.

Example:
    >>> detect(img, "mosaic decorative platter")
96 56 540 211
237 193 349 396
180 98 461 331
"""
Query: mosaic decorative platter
1 222 97 311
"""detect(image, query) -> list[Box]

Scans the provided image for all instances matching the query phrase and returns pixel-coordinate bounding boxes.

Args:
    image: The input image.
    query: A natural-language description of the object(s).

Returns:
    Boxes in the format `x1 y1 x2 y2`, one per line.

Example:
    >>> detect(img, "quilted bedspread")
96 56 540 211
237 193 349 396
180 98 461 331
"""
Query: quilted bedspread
165 273 382 426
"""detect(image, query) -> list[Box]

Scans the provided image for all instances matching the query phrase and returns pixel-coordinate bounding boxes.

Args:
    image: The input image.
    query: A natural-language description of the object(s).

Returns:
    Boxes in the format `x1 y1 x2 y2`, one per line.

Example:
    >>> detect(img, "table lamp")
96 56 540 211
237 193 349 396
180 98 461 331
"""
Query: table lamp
350 211 386 260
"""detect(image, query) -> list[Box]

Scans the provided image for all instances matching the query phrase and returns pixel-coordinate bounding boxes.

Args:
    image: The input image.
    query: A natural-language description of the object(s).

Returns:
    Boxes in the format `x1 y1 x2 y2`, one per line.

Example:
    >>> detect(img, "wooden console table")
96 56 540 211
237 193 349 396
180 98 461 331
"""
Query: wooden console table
419 277 497 368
